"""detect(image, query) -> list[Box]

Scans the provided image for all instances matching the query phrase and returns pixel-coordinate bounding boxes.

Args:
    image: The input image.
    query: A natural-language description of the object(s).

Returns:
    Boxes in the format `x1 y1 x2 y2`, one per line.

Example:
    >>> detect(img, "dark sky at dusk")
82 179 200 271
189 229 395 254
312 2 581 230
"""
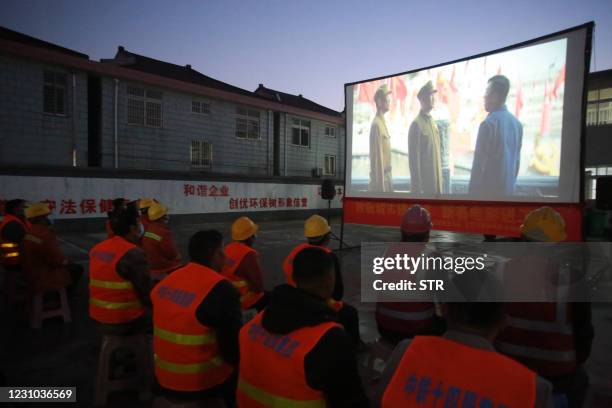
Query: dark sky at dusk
2 0 610 111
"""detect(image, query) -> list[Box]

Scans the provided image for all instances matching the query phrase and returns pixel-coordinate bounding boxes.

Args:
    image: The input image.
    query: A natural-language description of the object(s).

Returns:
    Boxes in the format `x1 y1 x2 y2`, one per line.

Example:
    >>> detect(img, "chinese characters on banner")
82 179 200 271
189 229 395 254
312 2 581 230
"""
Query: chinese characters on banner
343 197 582 240
0 176 344 219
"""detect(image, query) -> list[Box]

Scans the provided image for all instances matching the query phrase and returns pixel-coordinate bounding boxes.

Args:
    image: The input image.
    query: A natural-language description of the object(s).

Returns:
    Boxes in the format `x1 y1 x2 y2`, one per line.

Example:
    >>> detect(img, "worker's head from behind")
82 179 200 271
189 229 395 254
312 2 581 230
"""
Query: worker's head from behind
485 75 510 113
148 202 169 224
520 206 566 242
231 216 258 247
374 84 391 115
189 230 226 272
139 198 156 217
110 206 142 243
440 270 506 340
25 202 51 225
417 80 437 113
401 205 432 242
304 215 331 247
5 199 26 218
293 247 335 300
111 198 128 213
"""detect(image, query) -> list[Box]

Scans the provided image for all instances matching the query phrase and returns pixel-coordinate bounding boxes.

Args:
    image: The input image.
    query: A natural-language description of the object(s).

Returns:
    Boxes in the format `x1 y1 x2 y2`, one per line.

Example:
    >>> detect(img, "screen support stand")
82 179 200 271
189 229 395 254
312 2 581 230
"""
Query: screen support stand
326 199 359 251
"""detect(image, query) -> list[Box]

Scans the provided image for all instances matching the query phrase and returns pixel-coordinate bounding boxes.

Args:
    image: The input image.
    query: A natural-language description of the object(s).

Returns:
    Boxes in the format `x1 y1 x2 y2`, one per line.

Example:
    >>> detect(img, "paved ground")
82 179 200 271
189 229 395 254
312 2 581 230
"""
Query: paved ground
1 218 611 407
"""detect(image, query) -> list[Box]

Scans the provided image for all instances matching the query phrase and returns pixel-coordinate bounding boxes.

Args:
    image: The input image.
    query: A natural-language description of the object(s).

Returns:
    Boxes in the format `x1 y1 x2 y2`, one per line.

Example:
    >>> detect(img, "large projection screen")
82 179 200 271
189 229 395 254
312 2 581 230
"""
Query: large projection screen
345 24 592 203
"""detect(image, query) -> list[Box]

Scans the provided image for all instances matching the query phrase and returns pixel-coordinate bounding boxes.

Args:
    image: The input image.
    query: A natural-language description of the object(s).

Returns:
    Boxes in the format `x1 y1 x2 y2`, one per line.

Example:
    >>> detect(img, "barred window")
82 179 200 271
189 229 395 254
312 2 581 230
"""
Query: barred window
324 155 336 176
127 85 162 127
235 107 260 139
43 71 67 115
324 125 336 138
192 100 210 114
291 118 310 147
190 140 212 168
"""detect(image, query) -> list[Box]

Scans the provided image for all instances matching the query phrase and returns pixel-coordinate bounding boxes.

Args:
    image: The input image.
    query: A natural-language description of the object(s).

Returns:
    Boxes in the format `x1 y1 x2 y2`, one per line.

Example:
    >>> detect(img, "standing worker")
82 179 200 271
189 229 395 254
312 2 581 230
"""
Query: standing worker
237 247 369 407
496 207 593 407
21 202 83 297
89 207 151 334
369 84 393 192
1 199 30 303
142 202 182 280
138 198 155 231
105 198 128 239
151 230 242 405
221 217 266 311
408 81 443 196
375 205 442 345
283 214 362 346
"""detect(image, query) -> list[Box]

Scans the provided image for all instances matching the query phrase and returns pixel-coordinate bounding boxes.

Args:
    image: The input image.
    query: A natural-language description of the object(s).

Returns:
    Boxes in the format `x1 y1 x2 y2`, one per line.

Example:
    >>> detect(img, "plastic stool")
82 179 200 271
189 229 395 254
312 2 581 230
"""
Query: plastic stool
94 334 153 406
29 287 71 329
152 395 226 408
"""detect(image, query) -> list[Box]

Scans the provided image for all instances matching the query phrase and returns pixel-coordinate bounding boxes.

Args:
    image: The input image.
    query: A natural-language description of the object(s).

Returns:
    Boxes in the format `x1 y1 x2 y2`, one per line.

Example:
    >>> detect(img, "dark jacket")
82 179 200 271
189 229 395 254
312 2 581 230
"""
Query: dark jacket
260 284 369 408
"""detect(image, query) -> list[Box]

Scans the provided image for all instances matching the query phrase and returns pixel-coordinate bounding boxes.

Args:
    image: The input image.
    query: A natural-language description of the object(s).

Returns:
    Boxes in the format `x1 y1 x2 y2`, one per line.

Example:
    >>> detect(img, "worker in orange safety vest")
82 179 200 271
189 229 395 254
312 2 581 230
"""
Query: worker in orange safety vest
221 217 266 312
378 273 553 408
151 230 242 405
142 202 182 281
237 247 369 407
495 207 593 408
1 199 30 269
283 214 362 346
375 205 444 345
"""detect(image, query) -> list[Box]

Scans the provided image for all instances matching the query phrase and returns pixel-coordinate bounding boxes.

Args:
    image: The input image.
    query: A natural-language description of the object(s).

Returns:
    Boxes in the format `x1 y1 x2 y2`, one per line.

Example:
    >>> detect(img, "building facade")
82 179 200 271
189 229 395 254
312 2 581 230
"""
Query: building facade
0 27 345 180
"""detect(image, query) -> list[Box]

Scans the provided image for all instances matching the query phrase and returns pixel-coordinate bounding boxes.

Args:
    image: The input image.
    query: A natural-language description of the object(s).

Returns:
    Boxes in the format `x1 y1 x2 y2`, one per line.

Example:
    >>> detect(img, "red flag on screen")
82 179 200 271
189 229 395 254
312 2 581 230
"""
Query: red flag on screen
540 82 551 136
552 64 565 99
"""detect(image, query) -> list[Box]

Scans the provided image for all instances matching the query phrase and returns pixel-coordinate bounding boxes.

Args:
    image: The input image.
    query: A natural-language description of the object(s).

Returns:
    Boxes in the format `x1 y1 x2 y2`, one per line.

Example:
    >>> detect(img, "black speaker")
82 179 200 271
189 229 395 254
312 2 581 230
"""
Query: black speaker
321 179 336 200
596 176 612 210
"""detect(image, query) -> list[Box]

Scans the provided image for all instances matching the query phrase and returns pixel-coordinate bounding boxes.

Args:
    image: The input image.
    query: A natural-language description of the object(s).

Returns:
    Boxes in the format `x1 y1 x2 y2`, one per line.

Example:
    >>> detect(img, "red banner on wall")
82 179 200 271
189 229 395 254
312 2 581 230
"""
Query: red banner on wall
343 198 583 241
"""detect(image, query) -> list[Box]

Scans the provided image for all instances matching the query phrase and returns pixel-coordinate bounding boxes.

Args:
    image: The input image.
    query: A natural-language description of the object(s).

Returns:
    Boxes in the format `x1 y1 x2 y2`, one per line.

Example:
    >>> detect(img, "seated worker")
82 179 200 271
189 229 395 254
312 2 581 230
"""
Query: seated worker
21 202 83 297
221 216 266 311
105 198 128 239
138 198 155 231
375 205 443 345
496 207 593 407
142 202 182 280
89 206 151 334
151 230 242 405
283 214 362 346
377 273 553 408
237 247 369 408
1 198 30 270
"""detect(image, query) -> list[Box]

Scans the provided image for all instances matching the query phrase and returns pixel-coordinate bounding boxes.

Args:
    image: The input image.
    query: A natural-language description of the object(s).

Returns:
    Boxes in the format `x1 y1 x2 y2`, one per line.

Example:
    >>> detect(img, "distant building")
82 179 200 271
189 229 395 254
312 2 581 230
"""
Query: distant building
585 68 612 199
0 26 344 179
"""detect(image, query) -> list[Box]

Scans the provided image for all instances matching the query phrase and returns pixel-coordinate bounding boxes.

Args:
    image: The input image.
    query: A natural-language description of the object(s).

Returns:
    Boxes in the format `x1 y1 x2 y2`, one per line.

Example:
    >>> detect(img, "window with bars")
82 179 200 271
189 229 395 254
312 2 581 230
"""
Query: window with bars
43 71 67 115
192 100 211 114
324 125 336 138
127 86 163 127
190 140 212 168
235 107 260 139
324 155 336 176
291 118 311 147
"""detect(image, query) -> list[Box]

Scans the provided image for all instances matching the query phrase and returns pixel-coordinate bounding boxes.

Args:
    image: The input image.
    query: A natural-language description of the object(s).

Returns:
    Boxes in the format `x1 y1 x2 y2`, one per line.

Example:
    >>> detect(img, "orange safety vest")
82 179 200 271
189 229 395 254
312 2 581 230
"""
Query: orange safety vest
142 222 182 276
222 242 264 310
0 214 30 267
375 302 435 337
237 312 340 407
496 256 577 377
283 243 343 312
89 236 145 324
382 336 537 408
151 262 234 392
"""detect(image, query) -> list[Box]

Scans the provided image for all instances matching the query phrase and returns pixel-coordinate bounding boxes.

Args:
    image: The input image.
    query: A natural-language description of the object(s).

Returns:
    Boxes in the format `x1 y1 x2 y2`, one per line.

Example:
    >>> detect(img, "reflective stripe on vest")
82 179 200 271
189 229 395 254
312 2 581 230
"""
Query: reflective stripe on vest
154 354 225 374
238 378 326 408
144 231 162 242
90 279 134 289
90 298 142 310
496 342 577 362
1 243 18 248
376 305 435 321
381 336 536 408
154 327 217 346
0 215 28 266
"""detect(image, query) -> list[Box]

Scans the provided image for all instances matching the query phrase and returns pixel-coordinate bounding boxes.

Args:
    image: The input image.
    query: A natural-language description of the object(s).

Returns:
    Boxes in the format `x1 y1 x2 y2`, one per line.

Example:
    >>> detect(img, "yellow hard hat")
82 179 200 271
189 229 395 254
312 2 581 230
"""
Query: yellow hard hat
148 202 168 221
520 206 566 242
25 202 51 219
139 198 155 209
304 215 331 238
232 216 258 241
